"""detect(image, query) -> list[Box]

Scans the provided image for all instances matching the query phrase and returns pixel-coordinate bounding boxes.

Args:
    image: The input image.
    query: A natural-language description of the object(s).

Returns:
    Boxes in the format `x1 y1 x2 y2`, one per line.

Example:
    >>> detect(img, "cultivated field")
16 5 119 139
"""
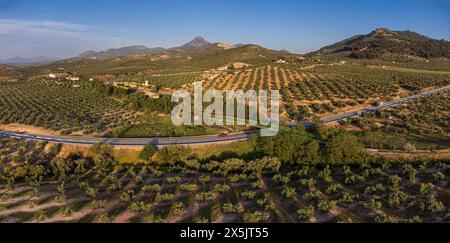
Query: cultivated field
0 138 448 223
356 91 450 150
0 78 140 135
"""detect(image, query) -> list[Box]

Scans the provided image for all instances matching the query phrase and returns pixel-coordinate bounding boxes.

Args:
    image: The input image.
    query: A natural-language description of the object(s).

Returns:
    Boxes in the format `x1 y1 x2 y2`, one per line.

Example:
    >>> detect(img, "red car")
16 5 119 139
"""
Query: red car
15 131 25 135
218 133 229 138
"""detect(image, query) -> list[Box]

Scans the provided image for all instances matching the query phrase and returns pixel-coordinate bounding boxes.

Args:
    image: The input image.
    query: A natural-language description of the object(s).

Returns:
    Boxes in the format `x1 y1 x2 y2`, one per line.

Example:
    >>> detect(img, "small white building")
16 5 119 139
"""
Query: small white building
48 74 57 78
144 80 150 87
67 77 80 81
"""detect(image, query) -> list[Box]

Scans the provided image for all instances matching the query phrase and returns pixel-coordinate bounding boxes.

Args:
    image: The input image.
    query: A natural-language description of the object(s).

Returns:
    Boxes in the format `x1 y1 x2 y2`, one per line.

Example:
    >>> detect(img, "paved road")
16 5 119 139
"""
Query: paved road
367 149 450 157
321 85 450 123
0 130 256 146
1 85 449 146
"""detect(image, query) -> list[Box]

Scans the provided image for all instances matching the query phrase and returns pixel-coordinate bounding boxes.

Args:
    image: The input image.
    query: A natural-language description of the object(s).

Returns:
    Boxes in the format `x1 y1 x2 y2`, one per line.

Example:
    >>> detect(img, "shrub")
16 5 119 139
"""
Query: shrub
251 179 264 189
120 190 135 202
326 133 367 164
139 145 158 161
389 175 402 191
85 187 99 198
272 174 290 185
419 183 436 196
317 200 338 213
171 202 188 217
166 176 182 184
364 199 382 212
248 157 281 175
325 184 343 194
97 214 114 223
33 211 47 222
375 215 423 223
241 190 257 200
364 183 386 194
129 201 151 212
300 178 316 189
144 214 166 223
318 166 333 182
195 217 210 223
297 206 315 220
194 191 217 202
142 184 162 193
419 195 444 212
182 159 201 170
303 191 323 201
155 193 175 202
153 146 192 165
388 191 409 208
222 203 244 214
281 187 297 199
61 207 73 217
198 175 211 185
179 183 197 192
89 200 108 209
243 211 270 223
213 184 230 193
221 159 246 175
90 143 114 158
432 172 445 182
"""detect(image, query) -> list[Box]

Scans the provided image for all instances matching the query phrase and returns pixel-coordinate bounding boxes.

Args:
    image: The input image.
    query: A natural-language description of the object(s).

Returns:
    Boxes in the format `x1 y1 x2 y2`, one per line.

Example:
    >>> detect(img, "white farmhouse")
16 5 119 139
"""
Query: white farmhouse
67 77 80 81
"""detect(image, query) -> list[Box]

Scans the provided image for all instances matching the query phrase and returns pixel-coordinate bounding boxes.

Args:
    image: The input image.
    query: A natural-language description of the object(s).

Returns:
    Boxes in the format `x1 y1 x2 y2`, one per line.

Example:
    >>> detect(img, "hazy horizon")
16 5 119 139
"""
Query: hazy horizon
1 0 450 59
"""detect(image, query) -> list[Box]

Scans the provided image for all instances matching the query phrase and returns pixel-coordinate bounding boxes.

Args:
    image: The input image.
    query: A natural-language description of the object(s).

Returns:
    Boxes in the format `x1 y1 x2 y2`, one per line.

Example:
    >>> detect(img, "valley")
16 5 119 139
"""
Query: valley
0 27 449 224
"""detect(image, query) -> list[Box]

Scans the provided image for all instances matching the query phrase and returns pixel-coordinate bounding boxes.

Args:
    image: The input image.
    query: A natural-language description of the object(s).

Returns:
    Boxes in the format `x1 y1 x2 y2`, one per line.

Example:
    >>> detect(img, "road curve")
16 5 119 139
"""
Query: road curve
1 85 449 146
0 130 256 146
320 85 450 123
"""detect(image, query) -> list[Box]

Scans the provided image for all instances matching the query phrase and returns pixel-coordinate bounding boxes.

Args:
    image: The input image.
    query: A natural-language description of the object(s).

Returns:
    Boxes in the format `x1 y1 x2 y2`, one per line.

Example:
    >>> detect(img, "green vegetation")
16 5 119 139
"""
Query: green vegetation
314 28 450 60
0 78 139 134
357 91 450 150
111 113 228 138
0 136 447 223
0 29 449 224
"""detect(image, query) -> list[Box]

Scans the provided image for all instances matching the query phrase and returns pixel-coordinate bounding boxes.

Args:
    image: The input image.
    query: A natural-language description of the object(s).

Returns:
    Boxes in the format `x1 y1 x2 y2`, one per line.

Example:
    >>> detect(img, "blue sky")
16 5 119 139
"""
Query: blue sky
0 0 449 59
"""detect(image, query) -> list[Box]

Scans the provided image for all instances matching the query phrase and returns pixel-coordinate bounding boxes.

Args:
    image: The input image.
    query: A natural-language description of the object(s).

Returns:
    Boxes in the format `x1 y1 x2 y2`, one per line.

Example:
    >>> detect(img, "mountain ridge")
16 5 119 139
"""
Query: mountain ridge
75 37 242 59
0 56 61 66
177 36 211 50
78 45 166 59
309 28 450 60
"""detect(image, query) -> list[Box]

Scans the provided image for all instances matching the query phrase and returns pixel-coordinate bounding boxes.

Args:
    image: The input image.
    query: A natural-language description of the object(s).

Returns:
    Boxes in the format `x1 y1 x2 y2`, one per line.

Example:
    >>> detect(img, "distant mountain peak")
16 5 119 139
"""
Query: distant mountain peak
180 36 211 50
373 27 391 33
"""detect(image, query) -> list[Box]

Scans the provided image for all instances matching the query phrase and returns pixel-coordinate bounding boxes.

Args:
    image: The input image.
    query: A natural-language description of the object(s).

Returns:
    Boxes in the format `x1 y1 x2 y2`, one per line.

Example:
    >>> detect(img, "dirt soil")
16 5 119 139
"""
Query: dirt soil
0 123 60 136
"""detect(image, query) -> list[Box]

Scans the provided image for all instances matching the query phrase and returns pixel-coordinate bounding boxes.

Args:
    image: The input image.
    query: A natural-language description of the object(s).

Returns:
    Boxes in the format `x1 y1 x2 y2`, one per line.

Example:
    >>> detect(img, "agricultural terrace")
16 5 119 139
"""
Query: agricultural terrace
27 45 289 89
355 91 450 150
0 78 140 135
194 63 450 121
0 137 448 223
